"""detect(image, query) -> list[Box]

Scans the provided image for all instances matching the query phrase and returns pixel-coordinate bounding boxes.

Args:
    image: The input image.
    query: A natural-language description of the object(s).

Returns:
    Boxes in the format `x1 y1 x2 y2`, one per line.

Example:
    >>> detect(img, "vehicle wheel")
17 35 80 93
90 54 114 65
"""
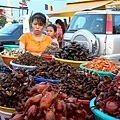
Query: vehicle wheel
71 29 99 55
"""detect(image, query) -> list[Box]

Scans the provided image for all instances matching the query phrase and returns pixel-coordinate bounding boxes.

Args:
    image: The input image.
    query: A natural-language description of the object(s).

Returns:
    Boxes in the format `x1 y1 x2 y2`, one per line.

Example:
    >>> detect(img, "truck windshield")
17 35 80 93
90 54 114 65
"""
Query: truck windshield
68 14 106 34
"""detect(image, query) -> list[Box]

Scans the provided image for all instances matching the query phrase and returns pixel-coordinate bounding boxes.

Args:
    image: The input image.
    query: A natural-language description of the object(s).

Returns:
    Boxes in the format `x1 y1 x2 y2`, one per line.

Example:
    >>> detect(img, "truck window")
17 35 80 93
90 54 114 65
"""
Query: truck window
68 14 106 34
113 14 120 34
74 17 86 29
68 15 86 31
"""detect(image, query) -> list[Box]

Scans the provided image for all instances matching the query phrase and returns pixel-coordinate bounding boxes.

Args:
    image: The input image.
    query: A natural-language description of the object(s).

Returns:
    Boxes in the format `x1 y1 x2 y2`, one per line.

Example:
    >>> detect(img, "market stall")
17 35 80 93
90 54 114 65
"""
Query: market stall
0 42 120 120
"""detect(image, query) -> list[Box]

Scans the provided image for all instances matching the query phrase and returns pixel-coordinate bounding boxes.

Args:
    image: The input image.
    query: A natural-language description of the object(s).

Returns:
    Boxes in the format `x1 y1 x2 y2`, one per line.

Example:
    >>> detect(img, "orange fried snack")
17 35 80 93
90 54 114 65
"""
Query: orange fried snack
84 57 118 72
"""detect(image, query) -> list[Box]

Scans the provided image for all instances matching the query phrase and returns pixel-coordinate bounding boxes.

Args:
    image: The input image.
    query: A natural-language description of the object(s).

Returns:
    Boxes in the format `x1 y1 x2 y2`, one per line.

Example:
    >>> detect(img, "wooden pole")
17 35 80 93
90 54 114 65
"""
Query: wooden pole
69 17 71 23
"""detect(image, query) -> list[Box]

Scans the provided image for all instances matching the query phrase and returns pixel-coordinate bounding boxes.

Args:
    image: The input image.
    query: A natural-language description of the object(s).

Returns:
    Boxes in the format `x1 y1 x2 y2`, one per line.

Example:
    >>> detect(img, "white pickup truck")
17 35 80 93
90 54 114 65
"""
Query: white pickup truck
62 9 120 65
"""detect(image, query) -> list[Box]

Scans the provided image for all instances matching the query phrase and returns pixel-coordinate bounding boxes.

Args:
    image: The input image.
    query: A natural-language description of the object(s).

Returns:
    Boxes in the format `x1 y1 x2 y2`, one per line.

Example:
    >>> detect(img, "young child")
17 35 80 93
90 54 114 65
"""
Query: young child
46 24 59 48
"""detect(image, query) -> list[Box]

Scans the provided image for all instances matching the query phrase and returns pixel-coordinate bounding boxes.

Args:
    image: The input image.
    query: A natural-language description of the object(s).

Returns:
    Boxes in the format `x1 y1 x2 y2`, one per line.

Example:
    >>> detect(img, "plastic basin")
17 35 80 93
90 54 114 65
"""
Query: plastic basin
32 76 60 84
0 106 15 113
78 99 90 113
10 60 37 70
0 106 15 120
0 54 17 67
90 97 119 120
53 56 88 68
41 54 52 60
3 45 19 50
0 110 12 120
80 64 115 78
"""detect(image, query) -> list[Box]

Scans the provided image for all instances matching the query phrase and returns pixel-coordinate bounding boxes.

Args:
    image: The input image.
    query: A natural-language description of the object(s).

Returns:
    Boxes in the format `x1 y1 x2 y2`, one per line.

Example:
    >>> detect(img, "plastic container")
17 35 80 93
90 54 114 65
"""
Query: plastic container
0 106 15 113
32 76 60 84
90 97 119 120
0 110 12 120
0 54 17 67
78 99 90 113
53 56 88 68
0 106 15 120
80 64 115 78
3 45 19 50
10 60 37 70
41 54 53 60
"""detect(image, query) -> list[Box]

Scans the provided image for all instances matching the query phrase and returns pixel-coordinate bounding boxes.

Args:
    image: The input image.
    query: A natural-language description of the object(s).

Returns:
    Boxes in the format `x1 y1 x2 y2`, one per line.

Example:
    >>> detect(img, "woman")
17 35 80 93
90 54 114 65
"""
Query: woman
55 19 65 48
19 12 52 55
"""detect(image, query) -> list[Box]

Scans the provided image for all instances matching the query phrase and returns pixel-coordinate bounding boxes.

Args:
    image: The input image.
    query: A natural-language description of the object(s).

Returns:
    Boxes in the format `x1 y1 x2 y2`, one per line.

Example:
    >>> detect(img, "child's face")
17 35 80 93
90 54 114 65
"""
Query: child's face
46 26 56 38
56 23 62 29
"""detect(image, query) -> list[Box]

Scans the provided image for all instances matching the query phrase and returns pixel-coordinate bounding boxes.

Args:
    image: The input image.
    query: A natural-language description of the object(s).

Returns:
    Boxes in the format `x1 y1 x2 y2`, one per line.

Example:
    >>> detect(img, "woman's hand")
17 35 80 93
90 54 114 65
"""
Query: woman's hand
19 41 25 49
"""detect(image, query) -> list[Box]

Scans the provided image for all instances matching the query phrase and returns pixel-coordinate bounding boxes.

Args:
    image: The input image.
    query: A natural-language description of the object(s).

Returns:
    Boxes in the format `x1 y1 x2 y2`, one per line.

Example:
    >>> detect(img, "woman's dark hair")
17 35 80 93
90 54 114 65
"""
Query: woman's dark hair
32 12 46 25
55 19 63 25
47 24 57 32
55 19 65 34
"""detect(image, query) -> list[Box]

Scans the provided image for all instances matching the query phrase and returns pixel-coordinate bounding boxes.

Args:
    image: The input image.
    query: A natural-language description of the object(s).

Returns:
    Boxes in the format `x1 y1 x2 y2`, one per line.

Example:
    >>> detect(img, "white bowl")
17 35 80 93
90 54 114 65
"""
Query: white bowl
10 60 37 70
0 110 12 120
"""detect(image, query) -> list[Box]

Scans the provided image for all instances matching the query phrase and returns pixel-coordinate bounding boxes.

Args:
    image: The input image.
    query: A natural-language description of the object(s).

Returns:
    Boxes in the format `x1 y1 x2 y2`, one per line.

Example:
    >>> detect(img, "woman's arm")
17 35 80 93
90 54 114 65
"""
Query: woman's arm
19 41 25 49
18 33 28 49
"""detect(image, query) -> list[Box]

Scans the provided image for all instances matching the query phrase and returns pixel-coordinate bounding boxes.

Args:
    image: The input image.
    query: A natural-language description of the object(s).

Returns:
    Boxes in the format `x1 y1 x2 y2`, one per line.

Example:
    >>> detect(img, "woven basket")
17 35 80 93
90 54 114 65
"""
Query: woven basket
53 56 88 68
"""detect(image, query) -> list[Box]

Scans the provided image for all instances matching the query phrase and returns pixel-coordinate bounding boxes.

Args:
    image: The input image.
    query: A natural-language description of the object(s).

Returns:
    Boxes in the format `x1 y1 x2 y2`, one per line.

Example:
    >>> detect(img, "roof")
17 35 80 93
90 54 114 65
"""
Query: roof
107 1 120 7
47 0 112 17
74 9 120 15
